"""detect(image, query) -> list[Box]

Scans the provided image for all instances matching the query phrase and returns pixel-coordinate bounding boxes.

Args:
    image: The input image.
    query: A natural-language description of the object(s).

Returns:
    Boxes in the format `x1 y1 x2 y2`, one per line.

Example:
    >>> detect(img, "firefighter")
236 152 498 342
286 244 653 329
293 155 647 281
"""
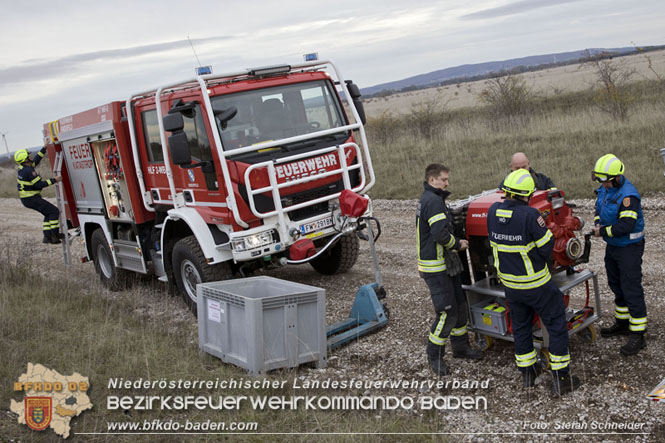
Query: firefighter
592 154 647 355
15 147 63 244
488 169 580 395
498 152 556 191
417 163 483 376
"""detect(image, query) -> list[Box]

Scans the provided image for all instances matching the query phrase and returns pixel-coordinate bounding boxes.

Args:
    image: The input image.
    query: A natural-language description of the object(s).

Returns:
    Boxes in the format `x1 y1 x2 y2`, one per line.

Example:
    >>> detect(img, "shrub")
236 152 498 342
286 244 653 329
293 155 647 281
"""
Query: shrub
406 94 451 140
477 73 534 122
584 50 636 121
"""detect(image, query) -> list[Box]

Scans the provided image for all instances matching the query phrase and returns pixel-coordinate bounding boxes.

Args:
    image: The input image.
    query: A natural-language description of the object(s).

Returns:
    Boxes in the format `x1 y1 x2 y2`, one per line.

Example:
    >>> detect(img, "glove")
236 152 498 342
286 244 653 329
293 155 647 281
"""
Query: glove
444 248 464 277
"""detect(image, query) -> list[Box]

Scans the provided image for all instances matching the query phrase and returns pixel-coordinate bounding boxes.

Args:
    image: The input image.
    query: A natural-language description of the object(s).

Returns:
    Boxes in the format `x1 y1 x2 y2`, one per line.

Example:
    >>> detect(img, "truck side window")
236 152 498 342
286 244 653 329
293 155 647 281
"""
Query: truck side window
183 104 218 190
183 106 211 162
142 109 163 163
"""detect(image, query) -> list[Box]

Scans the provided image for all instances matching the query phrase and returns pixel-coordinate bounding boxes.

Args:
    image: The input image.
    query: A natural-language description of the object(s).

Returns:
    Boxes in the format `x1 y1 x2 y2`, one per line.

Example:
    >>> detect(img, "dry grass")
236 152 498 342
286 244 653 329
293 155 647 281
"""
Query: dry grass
364 55 665 200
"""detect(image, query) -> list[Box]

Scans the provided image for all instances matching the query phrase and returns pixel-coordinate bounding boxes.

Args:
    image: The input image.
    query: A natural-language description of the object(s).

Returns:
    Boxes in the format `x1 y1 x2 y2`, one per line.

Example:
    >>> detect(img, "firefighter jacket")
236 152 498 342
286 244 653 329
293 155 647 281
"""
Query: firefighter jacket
487 198 554 290
416 182 461 274
17 147 56 199
594 176 644 247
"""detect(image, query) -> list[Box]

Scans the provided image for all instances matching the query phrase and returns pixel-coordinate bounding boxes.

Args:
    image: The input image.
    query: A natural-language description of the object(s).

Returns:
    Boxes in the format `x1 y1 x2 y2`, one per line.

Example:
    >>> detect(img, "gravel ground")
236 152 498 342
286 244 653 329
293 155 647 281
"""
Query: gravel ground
1 195 664 441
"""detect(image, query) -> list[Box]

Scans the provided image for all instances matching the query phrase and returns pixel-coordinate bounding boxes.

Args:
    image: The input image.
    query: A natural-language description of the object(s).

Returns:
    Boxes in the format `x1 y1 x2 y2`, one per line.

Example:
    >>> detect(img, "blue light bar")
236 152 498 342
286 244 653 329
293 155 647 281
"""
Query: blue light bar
303 53 319 62
196 65 213 75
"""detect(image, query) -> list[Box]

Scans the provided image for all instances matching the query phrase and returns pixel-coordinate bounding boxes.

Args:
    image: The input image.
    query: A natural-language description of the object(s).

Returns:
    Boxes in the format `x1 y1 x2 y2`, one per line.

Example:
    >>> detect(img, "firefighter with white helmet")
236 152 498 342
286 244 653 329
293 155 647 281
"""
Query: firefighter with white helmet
15 147 63 244
592 154 647 355
487 169 580 395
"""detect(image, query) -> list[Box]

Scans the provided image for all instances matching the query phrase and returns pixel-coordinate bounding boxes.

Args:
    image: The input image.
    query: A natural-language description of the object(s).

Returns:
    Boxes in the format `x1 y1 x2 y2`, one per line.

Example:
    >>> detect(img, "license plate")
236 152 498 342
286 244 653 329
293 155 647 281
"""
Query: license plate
300 216 333 234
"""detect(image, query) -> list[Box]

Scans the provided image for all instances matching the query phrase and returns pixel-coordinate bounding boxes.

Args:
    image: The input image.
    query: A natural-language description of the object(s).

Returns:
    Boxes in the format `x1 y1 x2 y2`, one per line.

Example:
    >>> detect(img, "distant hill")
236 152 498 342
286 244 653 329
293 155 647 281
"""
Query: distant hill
361 47 659 97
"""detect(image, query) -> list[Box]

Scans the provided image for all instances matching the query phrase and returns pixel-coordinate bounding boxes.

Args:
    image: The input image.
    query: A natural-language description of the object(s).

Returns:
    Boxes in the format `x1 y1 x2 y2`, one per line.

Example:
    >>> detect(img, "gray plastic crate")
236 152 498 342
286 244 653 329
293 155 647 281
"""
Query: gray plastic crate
470 298 508 335
197 276 327 374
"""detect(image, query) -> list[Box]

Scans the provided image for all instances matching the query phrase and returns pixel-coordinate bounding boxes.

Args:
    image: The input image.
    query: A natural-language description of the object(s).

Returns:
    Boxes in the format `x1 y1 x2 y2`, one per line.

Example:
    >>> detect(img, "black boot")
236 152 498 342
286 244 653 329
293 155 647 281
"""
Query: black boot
49 230 61 244
551 372 581 396
426 344 448 376
620 333 646 356
600 321 630 337
522 364 542 388
42 231 51 244
451 335 483 360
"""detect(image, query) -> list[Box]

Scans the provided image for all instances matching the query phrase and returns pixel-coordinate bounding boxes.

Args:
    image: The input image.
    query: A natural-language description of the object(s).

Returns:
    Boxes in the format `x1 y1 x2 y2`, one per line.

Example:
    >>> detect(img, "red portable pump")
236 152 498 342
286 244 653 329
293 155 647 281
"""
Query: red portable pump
450 187 594 336
461 189 589 277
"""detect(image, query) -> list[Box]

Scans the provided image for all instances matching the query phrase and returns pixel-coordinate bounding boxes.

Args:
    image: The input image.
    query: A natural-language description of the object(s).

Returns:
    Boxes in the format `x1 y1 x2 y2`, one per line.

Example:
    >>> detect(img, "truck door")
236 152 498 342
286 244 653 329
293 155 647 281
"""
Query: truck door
136 101 224 208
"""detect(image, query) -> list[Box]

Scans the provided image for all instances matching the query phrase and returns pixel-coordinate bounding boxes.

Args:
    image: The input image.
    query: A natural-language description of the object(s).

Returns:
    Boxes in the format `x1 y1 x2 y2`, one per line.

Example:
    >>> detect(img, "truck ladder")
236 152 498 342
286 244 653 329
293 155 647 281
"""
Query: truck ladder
53 151 71 266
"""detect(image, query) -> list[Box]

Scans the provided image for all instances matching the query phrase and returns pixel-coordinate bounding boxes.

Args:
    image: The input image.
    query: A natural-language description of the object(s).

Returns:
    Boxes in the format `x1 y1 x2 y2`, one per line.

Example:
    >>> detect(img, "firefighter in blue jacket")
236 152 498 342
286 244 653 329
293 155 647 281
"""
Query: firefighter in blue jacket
15 147 63 244
417 163 482 377
487 169 580 395
592 154 647 355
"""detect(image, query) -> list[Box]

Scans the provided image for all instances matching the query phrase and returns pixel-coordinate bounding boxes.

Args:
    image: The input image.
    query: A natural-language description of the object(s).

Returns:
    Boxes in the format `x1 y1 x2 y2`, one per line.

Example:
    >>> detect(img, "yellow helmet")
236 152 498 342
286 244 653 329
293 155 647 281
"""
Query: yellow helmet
501 169 535 197
593 154 624 182
14 149 29 164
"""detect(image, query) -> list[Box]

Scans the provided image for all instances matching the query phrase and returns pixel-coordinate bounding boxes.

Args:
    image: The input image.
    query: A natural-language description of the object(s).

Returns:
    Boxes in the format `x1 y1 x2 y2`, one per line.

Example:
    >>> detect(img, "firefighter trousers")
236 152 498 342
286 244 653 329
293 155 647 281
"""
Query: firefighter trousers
20 196 59 235
423 272 469 352
605 240 647 333
505 280 570 373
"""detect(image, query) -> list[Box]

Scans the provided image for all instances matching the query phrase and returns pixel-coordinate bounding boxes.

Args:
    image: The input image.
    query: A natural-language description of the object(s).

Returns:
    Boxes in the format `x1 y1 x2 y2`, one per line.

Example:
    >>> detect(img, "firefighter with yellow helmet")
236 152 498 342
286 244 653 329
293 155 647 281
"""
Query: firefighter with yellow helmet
487 169 580 396
592 154 647 355
15 147 63 244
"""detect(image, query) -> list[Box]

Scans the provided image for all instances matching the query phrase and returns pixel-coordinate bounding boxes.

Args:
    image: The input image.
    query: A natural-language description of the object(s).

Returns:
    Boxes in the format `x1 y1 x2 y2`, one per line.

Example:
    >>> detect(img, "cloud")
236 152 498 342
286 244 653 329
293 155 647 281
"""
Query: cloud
461 0 581 20
0 36 233 86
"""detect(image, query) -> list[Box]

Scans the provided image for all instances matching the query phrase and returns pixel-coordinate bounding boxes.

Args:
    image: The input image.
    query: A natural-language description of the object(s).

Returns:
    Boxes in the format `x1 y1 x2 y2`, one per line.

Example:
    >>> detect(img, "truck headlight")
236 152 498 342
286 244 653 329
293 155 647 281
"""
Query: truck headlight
232 230 276 252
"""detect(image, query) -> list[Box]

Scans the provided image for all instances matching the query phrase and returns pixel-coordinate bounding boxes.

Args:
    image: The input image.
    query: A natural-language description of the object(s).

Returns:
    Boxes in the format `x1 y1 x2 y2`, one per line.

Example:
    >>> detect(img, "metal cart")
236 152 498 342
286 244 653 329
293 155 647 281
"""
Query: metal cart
462 269 601 365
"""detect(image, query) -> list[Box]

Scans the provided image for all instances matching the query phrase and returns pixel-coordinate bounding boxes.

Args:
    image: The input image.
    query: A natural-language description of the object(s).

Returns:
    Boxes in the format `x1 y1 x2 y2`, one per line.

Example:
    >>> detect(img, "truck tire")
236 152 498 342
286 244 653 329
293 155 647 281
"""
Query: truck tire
172 235 232 315
310 234 359 275
91 229 128 291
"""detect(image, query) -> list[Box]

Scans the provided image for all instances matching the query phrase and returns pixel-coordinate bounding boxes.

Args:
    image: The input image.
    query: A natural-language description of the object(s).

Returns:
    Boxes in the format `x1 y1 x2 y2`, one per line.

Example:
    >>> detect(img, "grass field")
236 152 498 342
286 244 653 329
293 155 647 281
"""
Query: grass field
362 51 665 200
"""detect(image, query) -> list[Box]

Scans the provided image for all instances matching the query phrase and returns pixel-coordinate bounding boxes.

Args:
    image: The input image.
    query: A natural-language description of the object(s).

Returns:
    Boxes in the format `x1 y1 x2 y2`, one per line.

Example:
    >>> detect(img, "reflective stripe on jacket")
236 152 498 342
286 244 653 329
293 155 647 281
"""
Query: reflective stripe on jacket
487 198 554 290
416 182 460 274
17 148 55 199
594 176 645 247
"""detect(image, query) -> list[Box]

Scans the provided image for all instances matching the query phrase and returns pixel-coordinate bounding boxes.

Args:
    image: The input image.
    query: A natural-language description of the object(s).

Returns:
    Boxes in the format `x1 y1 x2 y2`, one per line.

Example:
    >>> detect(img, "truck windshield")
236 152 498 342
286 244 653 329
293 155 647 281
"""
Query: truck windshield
211 80 345 151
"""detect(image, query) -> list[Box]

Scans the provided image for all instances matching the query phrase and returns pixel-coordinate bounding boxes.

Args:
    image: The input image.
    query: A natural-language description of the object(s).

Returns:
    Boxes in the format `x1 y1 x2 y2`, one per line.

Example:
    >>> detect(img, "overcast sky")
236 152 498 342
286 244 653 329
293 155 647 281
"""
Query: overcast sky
1 0 663 151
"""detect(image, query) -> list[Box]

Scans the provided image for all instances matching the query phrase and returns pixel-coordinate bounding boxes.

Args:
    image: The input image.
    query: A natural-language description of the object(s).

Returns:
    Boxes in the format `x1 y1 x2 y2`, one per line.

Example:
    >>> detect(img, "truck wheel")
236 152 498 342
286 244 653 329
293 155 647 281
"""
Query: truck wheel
310 234 359 275
91 229 128 291
172 236 232 315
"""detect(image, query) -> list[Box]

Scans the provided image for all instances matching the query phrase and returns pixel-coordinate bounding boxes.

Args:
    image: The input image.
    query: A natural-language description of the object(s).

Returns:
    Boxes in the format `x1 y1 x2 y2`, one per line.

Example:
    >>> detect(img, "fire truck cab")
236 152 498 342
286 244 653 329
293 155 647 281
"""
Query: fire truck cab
44 60 375 312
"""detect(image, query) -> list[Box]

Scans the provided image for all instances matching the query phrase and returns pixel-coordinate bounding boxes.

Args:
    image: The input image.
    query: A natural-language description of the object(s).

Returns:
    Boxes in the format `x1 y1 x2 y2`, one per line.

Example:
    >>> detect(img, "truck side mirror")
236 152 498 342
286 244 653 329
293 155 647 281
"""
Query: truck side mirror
345 80 366 125
163 112 184 132
163 113 191 166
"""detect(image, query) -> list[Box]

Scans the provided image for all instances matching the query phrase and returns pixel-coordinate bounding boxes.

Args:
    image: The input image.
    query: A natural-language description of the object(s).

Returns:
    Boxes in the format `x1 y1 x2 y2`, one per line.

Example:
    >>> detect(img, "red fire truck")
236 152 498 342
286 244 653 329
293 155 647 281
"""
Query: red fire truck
44 60 376 313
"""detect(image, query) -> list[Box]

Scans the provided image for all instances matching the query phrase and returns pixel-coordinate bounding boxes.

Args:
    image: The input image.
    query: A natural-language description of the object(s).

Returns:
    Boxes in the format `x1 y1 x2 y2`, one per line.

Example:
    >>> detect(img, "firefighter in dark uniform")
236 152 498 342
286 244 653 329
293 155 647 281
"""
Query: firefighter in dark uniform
15 147 63 244
487 169 580 395
592 154 647 355
498 152 556 191
417 163 482 376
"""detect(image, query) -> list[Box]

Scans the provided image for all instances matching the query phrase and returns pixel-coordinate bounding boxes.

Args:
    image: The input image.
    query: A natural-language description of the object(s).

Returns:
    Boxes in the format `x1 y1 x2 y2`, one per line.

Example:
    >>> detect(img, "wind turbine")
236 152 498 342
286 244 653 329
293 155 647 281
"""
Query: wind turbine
0 131 9 154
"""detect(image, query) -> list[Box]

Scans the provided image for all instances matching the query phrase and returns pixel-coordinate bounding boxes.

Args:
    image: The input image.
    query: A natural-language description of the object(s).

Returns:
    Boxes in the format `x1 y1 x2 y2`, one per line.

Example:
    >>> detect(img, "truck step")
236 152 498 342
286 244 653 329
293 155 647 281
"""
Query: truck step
114 239 147 273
